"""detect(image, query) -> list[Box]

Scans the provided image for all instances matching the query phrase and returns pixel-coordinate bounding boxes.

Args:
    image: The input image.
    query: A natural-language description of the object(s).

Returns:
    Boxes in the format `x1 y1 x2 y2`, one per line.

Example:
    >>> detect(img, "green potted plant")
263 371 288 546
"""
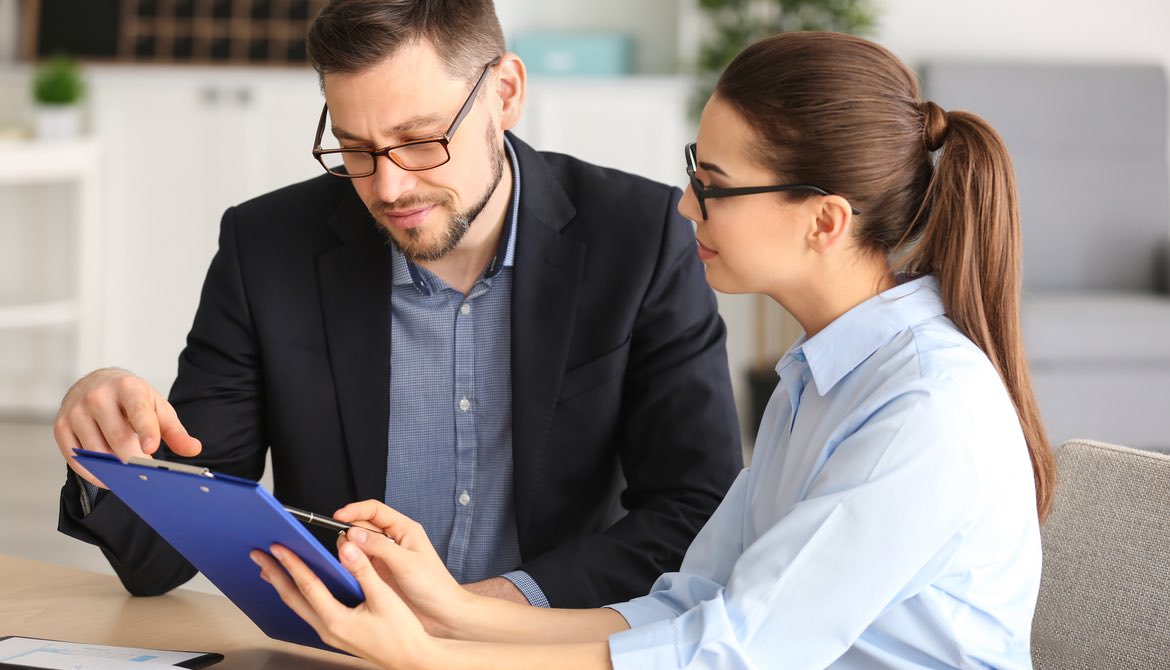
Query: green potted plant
32 55 86 139
693 0 878 114
690 0 878 438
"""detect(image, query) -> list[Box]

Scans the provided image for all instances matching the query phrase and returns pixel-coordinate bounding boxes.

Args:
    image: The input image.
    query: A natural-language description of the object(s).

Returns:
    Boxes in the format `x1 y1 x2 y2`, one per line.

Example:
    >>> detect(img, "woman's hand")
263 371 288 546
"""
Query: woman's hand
331 500 476 637
251 538 436 670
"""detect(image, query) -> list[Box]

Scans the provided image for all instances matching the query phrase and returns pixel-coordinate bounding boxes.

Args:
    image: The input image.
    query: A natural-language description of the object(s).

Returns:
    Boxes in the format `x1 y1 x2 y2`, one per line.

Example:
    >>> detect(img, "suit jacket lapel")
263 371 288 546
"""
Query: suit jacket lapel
318 191 393 503
508 136 585 535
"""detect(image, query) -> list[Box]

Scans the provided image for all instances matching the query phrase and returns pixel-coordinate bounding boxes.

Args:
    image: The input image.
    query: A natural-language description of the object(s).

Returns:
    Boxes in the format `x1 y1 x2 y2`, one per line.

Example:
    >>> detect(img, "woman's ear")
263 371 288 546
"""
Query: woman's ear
806 195 855 254
495 53 527 132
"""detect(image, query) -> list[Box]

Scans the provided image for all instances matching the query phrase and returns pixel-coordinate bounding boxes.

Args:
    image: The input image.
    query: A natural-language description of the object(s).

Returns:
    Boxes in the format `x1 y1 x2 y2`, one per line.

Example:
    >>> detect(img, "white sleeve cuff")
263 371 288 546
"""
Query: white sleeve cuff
606 594 685 629
608 618 679 670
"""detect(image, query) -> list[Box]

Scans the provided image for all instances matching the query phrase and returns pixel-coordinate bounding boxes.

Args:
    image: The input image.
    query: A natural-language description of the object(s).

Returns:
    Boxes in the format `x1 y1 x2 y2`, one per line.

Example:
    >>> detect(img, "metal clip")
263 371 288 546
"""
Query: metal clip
128 456 214 478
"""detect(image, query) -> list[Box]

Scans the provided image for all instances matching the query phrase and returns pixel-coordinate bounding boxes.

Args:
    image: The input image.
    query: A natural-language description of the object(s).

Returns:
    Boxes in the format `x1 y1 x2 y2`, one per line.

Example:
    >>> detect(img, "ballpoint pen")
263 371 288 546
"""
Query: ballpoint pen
283 505 384 537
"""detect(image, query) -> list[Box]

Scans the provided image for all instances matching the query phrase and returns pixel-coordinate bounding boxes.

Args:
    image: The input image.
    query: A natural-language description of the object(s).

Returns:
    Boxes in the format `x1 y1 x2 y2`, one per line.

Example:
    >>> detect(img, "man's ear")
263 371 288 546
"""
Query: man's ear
806 195 855 254
496 53 527 132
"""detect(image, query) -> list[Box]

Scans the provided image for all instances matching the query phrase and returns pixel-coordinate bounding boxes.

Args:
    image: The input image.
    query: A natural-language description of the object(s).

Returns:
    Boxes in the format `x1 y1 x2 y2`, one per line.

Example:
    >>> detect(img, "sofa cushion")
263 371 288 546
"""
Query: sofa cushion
1023 293 1170 364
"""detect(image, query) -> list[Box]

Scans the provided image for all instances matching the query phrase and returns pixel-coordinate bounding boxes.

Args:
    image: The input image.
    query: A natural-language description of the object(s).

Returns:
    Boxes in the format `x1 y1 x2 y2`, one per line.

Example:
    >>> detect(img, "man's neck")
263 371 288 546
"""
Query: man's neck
417 156 515 295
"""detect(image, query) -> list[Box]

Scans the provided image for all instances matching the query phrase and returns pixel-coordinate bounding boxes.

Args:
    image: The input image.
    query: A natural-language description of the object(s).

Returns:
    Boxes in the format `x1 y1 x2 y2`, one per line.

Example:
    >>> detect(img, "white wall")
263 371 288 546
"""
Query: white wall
874 0 1170 70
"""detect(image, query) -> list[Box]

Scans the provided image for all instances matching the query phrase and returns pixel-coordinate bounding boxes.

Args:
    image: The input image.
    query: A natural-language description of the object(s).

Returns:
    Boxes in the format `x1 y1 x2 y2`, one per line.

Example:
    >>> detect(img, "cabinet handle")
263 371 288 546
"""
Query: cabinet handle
200 87 220 105
235 88 253 106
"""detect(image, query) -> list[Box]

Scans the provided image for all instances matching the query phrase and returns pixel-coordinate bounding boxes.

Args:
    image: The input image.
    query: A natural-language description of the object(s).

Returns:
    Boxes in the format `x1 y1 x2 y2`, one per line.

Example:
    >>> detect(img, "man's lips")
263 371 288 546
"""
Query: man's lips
383 205 436 230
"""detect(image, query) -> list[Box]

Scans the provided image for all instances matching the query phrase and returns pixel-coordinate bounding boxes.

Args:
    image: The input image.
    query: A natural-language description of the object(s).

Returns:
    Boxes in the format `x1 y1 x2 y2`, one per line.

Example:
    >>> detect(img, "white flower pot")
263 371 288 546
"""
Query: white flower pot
33 104 83 140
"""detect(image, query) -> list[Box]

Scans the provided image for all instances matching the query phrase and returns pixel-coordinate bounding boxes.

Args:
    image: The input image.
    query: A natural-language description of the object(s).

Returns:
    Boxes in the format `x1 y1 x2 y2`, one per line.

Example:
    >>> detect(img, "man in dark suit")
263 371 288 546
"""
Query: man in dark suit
53 0 741 609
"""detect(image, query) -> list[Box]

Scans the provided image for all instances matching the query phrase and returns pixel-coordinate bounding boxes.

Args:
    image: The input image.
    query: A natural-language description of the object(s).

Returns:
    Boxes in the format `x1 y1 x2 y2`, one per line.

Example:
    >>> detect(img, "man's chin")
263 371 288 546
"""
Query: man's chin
370 201 472 263
383 226 449 263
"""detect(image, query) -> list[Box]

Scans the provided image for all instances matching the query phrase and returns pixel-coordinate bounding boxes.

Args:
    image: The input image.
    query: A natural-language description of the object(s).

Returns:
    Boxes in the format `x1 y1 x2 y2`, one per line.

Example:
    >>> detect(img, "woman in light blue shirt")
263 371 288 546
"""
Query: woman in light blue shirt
253 31 1055 670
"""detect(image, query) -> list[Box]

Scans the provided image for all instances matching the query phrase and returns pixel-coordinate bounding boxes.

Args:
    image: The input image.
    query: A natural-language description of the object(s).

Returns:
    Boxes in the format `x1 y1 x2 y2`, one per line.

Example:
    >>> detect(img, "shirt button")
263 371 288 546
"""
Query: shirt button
460 303 471 315
458 491 471 506
459 397 470 412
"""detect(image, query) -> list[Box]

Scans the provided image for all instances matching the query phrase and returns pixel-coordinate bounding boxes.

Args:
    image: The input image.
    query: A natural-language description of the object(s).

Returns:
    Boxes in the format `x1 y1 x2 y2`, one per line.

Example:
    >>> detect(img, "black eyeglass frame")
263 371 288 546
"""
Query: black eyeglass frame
685 143 861 220
312 57 502 178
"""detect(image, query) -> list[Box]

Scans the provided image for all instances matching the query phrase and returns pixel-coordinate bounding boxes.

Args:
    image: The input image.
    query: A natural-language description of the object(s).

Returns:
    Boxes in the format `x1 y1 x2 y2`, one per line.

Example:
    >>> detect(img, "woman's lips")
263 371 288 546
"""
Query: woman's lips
696 239 718 261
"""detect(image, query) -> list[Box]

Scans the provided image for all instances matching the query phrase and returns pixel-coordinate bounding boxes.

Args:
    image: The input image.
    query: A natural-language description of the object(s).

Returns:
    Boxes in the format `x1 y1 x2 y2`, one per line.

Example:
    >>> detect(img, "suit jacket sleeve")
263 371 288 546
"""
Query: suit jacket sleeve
519 189 744 607
57 207 267 596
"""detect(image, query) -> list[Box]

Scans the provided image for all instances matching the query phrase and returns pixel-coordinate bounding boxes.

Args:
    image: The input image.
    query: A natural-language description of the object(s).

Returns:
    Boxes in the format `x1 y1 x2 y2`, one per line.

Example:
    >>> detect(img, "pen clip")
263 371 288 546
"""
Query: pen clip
128 456 215 478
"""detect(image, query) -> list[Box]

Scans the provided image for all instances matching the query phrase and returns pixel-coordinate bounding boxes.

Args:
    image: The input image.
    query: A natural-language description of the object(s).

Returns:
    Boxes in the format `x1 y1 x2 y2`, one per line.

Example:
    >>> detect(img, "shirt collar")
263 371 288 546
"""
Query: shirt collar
776 275 946 395
391 136 522 295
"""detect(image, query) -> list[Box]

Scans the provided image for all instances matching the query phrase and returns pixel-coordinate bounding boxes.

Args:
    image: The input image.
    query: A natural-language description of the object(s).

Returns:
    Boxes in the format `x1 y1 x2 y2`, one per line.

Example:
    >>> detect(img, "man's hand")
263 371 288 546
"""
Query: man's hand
463 577 530 605
53 368 202 488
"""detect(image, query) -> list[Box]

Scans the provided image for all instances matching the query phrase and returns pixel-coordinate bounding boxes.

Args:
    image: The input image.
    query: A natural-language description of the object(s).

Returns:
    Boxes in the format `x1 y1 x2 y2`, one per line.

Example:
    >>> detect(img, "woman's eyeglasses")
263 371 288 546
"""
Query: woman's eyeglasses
684 143 860 220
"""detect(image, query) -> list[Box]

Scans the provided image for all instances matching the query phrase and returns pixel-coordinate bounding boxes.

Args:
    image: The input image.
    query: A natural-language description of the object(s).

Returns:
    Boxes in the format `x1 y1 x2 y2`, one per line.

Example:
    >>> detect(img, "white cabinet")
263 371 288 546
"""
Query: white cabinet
86 66 323 394
0 139 100 414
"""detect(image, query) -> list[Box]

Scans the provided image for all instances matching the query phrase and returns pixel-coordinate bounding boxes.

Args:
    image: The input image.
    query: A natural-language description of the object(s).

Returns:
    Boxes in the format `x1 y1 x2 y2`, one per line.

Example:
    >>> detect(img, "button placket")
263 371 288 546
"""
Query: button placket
449 286 478 579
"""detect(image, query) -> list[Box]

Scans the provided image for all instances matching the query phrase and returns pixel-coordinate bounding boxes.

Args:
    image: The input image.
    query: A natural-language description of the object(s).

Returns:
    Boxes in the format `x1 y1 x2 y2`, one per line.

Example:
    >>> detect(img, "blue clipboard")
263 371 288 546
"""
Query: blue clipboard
72 449 364 653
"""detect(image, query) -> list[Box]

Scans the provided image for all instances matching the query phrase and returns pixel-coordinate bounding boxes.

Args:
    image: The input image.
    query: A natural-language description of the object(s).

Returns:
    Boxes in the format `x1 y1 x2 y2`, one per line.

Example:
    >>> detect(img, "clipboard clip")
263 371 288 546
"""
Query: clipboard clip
128 456 215 478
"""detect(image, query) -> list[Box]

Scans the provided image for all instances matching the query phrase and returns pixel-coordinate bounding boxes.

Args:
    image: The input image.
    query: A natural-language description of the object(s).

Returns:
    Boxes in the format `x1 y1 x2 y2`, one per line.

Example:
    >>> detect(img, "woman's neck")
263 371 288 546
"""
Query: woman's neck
772 256 896 338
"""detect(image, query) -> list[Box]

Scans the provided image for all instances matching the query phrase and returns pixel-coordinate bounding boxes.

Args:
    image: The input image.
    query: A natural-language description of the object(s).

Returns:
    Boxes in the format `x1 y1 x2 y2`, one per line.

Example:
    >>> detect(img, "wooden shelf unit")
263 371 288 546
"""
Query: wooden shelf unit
25 0 328 66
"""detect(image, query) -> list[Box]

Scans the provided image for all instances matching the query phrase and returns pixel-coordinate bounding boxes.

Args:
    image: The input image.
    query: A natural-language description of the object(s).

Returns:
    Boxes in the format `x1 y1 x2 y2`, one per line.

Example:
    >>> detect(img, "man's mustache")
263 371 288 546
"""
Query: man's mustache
374 194 452 216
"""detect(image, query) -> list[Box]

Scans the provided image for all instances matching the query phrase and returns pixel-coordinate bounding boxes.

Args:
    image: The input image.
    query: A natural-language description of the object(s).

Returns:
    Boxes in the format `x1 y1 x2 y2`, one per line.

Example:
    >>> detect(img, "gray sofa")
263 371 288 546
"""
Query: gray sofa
922 62 1170 451
1032 439 1170 668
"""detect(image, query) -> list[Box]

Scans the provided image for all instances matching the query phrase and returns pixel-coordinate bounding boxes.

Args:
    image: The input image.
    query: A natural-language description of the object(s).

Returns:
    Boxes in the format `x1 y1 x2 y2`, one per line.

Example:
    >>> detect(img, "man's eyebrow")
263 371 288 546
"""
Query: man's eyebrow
698 160 730 178
330 113 448 144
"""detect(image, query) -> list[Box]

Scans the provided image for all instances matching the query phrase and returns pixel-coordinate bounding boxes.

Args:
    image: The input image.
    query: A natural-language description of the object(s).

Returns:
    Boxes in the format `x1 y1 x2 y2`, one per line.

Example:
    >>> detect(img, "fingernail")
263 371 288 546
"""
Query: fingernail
270 546 284 561
341 543 361 563
249 552 261 566
349 527 369 544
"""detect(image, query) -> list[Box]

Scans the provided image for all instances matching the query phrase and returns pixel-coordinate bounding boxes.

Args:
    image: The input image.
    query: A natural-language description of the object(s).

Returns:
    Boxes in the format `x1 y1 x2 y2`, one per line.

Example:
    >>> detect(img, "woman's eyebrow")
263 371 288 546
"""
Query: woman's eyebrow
699 160 730 177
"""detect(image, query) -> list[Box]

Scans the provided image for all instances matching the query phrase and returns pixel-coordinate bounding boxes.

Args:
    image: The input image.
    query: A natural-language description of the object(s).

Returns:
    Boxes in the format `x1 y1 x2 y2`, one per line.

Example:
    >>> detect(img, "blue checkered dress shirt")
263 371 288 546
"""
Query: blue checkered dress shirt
384 138 547 606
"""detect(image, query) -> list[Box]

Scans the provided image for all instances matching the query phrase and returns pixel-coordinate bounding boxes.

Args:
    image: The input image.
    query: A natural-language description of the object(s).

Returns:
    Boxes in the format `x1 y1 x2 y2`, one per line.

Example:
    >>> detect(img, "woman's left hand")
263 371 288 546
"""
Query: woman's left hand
251 539 435 670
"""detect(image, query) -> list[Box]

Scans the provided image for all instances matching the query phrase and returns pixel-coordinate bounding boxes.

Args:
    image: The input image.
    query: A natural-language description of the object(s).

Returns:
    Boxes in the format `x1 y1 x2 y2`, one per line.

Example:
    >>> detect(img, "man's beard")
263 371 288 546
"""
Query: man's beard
373 124 506 263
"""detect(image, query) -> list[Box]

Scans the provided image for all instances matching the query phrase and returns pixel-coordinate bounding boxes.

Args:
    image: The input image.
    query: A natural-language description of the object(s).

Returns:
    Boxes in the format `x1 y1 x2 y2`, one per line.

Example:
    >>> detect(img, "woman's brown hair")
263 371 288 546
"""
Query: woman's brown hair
715 32 1054 522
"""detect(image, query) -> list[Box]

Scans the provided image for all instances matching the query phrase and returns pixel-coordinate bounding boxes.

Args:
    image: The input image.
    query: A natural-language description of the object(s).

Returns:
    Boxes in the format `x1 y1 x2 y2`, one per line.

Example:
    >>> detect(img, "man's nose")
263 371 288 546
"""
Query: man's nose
369 154 419 203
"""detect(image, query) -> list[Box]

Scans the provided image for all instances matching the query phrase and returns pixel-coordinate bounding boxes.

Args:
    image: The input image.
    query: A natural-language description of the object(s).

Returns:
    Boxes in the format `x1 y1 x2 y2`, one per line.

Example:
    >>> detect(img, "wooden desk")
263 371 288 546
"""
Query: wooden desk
0 554 375 669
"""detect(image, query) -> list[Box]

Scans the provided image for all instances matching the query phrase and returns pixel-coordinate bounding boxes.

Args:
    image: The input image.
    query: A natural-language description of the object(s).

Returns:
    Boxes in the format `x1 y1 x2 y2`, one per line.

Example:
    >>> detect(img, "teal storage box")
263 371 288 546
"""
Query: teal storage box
512 32 633 77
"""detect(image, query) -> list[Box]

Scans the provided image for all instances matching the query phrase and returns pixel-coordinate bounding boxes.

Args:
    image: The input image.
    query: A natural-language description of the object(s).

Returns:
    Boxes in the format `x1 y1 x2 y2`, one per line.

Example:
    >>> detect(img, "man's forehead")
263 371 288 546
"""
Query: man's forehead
323 59 468 111
321 39 459 92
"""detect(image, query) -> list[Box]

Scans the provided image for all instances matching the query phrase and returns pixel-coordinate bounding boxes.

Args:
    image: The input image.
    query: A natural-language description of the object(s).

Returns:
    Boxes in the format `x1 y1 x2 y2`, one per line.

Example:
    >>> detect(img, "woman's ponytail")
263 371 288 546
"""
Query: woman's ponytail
913 107 1056 522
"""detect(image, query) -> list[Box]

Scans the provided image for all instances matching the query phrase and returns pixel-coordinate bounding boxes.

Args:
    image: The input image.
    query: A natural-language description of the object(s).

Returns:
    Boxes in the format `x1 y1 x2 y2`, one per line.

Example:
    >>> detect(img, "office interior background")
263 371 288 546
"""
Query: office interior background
1 0 1168 593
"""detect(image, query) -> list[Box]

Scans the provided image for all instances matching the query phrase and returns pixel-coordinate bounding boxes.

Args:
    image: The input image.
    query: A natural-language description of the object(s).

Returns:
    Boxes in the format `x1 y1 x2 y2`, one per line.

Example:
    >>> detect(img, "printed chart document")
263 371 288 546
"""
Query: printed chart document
0 636 223 669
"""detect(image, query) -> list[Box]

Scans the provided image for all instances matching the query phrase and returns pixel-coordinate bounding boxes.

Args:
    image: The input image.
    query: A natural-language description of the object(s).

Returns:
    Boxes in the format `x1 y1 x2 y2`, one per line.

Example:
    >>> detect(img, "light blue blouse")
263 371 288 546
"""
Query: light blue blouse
608 276 1041 669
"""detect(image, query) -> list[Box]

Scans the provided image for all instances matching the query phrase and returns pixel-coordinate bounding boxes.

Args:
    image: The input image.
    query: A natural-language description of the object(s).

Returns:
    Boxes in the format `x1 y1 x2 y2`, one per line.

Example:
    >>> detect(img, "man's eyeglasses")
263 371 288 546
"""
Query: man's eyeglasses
685 143 860 220
313 57 502 178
